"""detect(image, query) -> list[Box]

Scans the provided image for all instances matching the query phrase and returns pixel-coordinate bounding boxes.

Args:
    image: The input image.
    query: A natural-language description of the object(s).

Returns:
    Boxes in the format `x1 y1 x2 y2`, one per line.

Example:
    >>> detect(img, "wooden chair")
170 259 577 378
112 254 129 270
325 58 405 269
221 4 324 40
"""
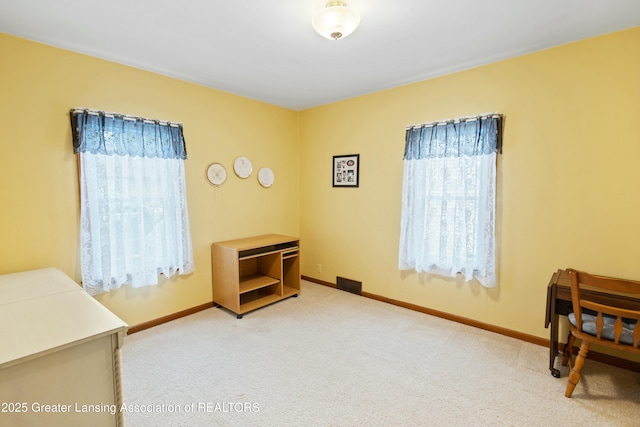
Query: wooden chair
561 268 640 398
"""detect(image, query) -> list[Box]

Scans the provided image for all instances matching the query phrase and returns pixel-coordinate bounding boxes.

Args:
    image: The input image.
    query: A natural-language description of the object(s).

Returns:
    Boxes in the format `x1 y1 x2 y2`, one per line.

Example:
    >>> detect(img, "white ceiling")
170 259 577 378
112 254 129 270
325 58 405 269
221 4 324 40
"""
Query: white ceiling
1 0 639 110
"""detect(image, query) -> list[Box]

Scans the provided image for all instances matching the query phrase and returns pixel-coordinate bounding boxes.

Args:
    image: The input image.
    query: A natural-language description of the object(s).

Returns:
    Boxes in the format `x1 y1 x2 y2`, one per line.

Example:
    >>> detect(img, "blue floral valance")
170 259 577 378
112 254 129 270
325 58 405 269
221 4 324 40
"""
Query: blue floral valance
70 108 187 159
404 114 502 160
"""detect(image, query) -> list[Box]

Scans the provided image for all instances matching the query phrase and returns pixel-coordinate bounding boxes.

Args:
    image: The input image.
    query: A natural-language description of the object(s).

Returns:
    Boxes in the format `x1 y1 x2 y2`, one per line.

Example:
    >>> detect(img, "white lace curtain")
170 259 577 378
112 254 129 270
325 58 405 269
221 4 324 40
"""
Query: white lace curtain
398 114 502 287
71 108 194 295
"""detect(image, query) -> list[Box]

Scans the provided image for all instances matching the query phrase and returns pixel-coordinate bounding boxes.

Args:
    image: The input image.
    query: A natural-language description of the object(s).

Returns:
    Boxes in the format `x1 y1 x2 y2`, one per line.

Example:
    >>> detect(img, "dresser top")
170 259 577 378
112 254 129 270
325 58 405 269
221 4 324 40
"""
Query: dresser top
0 268 128 368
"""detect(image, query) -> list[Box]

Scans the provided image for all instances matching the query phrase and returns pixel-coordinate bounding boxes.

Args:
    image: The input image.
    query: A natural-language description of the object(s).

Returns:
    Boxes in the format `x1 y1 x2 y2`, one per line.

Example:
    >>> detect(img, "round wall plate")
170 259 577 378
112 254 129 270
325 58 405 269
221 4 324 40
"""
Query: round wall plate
206 163 227 186
258 167 274 188
233 156 252 178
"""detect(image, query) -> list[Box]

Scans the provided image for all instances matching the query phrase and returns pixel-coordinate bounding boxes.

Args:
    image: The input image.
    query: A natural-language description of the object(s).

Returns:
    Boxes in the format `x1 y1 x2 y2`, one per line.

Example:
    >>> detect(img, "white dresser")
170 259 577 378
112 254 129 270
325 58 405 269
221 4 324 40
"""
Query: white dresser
0 268 128 427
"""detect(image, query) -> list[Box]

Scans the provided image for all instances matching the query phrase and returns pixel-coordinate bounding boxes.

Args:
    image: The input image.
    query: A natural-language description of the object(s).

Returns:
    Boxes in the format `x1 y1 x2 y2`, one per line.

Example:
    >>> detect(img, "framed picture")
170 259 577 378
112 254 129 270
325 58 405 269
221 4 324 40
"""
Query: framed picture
332 154 360 187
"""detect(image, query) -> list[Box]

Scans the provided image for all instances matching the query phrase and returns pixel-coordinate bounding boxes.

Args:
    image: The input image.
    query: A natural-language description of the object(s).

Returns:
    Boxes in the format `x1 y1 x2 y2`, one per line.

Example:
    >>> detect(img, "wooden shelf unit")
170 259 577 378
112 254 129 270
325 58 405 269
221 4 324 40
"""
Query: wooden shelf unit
211 234 300 318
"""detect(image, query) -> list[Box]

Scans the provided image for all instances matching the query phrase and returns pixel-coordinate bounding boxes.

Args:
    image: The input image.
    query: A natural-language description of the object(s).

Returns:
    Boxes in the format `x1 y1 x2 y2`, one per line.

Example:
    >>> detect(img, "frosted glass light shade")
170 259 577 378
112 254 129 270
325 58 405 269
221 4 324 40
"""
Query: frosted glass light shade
312 1 361 40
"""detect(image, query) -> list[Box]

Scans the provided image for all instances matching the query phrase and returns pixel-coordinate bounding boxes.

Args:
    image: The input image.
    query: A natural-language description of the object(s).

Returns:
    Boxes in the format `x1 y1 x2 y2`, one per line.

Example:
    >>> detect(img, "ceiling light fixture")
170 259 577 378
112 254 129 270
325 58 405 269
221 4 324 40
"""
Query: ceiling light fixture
312 0 361 41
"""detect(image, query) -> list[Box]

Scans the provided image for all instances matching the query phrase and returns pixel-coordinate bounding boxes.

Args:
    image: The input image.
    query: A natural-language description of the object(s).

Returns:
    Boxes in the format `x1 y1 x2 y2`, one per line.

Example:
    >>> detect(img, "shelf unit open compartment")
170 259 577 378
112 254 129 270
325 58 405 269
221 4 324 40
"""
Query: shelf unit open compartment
282 248 300 298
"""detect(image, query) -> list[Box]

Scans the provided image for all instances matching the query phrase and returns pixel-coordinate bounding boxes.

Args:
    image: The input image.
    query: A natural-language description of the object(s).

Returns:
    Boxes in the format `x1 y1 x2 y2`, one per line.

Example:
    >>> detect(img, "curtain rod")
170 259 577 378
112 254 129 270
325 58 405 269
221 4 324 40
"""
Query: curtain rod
71 107 183 127
405 112 502 130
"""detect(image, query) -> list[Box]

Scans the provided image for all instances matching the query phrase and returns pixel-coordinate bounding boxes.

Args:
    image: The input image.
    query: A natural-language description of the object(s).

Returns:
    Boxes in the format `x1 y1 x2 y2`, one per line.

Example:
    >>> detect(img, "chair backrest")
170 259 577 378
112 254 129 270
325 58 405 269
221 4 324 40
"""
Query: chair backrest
567 268 640 349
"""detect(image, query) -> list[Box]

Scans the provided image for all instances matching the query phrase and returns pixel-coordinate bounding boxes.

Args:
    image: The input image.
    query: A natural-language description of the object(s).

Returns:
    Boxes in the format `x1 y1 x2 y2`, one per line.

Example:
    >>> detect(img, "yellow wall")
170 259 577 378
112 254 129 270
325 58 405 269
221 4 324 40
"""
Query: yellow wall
1 27 638 343
299 27 640 340
0 33 300 325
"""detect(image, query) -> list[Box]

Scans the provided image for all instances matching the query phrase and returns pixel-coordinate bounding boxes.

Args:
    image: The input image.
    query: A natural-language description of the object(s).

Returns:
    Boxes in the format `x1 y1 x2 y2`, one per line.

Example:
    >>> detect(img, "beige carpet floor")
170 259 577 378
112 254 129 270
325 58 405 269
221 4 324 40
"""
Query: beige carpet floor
121 281 640 426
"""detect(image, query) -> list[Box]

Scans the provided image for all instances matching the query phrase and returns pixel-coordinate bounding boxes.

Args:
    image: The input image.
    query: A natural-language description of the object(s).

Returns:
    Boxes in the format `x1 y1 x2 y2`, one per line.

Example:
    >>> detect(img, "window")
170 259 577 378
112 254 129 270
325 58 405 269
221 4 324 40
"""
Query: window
71 109 194 295
398 114 502 287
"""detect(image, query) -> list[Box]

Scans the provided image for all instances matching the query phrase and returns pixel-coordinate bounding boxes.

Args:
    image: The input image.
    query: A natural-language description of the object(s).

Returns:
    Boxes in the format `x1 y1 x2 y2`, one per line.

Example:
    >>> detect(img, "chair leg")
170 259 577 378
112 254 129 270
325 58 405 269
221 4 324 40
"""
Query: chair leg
565 341 590 398
561 333 575 367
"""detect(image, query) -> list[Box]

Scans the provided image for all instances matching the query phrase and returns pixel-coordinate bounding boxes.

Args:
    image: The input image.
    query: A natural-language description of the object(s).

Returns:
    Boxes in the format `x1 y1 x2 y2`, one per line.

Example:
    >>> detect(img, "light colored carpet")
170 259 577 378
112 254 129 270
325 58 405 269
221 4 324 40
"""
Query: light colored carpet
121 281 640 426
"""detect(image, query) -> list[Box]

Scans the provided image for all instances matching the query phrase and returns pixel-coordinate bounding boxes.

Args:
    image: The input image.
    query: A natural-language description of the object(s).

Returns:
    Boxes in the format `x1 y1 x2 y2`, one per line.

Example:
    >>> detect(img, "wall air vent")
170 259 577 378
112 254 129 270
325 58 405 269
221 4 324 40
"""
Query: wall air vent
336 276 362 295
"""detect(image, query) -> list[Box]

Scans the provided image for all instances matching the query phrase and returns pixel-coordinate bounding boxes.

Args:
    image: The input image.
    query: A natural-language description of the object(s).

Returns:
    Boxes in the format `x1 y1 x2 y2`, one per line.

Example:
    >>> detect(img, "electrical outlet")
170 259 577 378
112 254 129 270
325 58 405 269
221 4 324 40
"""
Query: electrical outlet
317 264 323 273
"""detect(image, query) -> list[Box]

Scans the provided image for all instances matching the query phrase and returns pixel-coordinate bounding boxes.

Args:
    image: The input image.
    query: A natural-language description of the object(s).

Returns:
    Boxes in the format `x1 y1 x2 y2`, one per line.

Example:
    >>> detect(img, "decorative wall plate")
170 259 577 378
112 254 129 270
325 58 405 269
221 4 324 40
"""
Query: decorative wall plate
206 163 227 186
258 167 275 188
233 156 252 178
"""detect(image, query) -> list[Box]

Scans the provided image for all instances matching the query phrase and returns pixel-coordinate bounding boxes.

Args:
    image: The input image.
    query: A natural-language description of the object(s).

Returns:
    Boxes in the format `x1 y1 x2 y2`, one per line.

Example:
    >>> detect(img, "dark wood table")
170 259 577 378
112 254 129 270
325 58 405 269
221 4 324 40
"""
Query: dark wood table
544 269 640 377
